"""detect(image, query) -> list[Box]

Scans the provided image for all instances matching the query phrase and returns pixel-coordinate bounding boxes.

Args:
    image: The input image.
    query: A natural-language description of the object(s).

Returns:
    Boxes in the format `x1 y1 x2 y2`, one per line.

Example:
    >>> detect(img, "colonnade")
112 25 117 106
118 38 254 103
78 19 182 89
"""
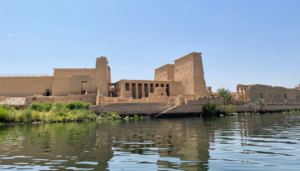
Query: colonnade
125 82 169 99
236 85 248 100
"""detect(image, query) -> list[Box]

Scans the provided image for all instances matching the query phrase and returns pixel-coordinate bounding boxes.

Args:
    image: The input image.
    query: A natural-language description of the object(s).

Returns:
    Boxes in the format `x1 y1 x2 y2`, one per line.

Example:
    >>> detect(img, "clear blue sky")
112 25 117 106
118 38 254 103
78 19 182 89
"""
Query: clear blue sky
1 0 299 92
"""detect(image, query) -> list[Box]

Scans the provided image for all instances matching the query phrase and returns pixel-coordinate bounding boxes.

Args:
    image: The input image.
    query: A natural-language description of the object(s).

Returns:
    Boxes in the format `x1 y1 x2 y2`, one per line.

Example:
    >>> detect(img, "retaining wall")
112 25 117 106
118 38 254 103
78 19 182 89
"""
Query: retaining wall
90 102 170 115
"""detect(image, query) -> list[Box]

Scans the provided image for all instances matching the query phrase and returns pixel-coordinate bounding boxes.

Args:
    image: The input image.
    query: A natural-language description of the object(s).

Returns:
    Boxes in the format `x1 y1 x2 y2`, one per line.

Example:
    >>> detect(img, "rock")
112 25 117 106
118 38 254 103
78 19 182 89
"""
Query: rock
227 113 238 116
220 114 224 117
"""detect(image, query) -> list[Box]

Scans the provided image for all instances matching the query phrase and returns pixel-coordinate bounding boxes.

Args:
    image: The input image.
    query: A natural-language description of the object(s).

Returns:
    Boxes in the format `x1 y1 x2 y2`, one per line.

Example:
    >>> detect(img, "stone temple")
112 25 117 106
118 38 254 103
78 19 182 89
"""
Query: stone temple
1 52 300 115
0 52 207 105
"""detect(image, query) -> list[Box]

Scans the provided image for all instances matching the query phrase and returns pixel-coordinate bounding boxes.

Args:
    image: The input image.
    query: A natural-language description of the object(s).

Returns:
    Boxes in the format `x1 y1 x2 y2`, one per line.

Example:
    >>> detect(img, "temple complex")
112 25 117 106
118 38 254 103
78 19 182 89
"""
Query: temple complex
1 52 300 115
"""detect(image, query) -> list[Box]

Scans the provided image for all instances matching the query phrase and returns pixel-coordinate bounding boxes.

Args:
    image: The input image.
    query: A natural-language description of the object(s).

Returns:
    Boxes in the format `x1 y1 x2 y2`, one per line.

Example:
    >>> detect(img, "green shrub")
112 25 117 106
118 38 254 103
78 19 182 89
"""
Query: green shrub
23 109 32 123
54 101 64 110
32 111 41 121
0 104 10 110
225 104 235 114
12 105 20 110
202 104 217 116
65 101 76 110
0 109 8 122
43 103 53 112
30 102 43 111
82 103 89 110
75 101 83 109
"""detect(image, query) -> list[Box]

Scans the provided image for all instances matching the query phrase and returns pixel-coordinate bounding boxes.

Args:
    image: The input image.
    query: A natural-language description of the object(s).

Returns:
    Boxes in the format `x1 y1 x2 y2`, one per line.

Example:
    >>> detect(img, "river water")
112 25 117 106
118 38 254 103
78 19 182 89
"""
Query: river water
0 113 299 171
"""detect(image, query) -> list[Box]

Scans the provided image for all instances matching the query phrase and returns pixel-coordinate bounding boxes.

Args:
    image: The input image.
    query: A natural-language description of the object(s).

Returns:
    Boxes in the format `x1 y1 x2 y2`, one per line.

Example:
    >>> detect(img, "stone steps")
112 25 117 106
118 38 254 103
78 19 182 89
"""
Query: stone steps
0 97 25 105
154 105 178 118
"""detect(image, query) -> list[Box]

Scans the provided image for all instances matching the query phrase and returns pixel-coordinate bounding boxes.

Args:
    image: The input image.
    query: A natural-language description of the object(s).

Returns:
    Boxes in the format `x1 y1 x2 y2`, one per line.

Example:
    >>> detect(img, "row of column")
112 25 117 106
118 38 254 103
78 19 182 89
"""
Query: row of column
125 83 168 99
237 87 247 100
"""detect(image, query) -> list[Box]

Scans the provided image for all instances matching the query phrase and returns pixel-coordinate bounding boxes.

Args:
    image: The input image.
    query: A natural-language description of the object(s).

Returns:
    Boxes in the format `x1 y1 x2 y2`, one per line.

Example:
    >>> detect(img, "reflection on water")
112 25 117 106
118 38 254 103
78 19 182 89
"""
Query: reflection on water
0 113 299 170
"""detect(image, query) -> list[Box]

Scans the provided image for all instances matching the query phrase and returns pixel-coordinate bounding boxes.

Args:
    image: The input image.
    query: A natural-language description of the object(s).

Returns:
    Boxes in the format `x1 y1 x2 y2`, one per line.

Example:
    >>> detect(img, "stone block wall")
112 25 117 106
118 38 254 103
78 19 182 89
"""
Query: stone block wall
24 94 96 105
90 102 170 115
0 77 53 97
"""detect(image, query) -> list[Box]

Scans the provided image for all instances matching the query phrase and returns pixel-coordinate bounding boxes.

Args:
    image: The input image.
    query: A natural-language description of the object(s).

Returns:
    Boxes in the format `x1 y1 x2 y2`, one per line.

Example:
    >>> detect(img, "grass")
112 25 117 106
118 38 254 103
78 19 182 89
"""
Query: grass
0 101 100 124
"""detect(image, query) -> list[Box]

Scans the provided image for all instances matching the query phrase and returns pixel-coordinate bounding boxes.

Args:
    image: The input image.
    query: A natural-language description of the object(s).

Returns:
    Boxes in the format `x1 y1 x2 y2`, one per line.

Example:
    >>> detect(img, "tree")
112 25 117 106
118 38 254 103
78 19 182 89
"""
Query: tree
255 98 267 111
216 88 233 104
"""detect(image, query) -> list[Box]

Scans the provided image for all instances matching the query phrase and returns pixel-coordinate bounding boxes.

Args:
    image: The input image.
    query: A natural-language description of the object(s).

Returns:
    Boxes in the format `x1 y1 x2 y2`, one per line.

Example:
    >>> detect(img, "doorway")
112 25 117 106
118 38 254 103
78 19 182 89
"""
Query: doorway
81 81 88 94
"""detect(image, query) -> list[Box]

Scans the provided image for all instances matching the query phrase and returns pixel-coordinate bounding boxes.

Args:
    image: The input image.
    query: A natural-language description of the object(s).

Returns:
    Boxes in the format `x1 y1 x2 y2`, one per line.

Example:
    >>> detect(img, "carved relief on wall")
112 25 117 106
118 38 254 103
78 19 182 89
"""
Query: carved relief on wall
174 61 193 94
155 70 168 81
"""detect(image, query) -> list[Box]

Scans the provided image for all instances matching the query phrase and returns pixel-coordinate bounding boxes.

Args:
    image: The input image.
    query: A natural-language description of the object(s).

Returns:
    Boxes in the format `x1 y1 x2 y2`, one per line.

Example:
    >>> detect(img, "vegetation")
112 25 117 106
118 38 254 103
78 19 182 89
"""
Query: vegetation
255 98 267 111
225 104 235 114
202 104 217 116
216 88 233 104
98 112 119 120
0 101 98 124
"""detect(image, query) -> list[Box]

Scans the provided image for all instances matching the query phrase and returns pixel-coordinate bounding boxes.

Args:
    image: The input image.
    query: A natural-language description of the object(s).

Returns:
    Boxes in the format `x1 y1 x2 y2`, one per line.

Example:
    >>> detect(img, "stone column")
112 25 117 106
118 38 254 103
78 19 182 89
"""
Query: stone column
243 88 247 100
142 83 145 98
241 88 244 100
129 83 132 98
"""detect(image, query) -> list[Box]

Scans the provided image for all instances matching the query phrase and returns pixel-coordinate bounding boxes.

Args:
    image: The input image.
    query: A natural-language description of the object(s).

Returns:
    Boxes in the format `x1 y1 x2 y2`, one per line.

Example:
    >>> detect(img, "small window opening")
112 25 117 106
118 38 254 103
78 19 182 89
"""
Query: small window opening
261 93 263 98
161 84 164 87
156 84 159 87
285 94 287 99
33 98 36 102
125 83 130 91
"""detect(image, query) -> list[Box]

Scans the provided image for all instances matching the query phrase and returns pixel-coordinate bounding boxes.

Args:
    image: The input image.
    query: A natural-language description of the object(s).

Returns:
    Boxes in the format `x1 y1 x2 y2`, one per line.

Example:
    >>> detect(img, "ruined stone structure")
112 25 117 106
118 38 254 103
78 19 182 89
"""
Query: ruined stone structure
236 84 300 102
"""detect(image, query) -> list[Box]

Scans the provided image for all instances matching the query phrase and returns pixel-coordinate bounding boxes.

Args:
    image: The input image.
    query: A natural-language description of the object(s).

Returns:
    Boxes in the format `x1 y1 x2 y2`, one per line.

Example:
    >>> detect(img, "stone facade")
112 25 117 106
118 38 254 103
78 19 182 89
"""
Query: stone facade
237 84 300 102
154 64 174 81
155 52 207 96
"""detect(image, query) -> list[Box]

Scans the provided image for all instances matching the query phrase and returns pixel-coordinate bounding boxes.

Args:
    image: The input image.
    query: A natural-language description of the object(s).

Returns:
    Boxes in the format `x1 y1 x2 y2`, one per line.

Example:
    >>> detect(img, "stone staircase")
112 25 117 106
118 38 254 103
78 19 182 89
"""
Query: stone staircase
0 98 25 105
154 105 178 118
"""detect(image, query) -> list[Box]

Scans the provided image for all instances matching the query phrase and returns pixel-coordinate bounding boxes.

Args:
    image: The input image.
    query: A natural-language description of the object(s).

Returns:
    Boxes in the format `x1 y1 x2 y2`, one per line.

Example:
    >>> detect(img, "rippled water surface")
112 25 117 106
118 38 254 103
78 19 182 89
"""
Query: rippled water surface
0 113 300 171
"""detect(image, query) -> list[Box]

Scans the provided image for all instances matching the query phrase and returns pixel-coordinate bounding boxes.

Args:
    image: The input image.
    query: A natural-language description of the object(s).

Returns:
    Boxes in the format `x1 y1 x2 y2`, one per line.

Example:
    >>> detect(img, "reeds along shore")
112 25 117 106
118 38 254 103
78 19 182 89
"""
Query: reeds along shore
0 101 98 124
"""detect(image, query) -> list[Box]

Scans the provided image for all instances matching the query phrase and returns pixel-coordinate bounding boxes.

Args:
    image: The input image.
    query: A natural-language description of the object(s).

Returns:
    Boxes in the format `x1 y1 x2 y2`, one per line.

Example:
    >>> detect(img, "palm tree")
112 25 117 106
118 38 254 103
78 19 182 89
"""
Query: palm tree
255 98 267 111
216 88 233 104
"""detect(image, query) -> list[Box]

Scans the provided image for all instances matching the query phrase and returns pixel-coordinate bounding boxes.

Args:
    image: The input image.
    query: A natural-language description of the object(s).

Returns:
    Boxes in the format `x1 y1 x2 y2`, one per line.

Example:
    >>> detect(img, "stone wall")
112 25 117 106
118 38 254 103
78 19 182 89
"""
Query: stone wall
24 94 96 105
174 52 206 96
0 77 53 97
244 84 300 102
90 96 300 116
52 69 96 96
90 102 170 115
154 64 174 81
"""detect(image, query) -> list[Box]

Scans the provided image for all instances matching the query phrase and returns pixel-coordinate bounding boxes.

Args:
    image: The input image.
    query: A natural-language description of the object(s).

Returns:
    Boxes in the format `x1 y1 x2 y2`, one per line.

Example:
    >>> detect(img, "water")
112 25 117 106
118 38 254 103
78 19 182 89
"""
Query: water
0 113 300 171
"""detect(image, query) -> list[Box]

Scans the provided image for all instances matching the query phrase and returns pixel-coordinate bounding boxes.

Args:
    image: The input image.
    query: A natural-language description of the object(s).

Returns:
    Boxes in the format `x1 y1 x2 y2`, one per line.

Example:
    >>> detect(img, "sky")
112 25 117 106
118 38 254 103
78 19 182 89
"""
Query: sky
1 0 299 92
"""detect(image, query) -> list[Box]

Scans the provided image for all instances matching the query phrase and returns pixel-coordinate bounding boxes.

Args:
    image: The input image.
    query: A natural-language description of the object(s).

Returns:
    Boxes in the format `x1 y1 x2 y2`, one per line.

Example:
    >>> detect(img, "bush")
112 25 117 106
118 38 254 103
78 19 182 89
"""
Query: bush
53 101 64 110
0 104 10 110
202 104 217 116
43 103 53 112
12 105 20 110
32 111 41 121
82 103 89 110
65 101 76 110
30 103 43 111
0 109 8 122
23 109 32 123
75 101 83 109
225 104 235 114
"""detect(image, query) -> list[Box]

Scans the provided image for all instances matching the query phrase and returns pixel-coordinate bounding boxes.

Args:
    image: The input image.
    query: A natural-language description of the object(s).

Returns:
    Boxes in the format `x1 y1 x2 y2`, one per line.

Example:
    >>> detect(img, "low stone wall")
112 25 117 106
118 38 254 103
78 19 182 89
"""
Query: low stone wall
25 94 96 105
90 102 170 115
166 99 300 114
90 97 300 116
